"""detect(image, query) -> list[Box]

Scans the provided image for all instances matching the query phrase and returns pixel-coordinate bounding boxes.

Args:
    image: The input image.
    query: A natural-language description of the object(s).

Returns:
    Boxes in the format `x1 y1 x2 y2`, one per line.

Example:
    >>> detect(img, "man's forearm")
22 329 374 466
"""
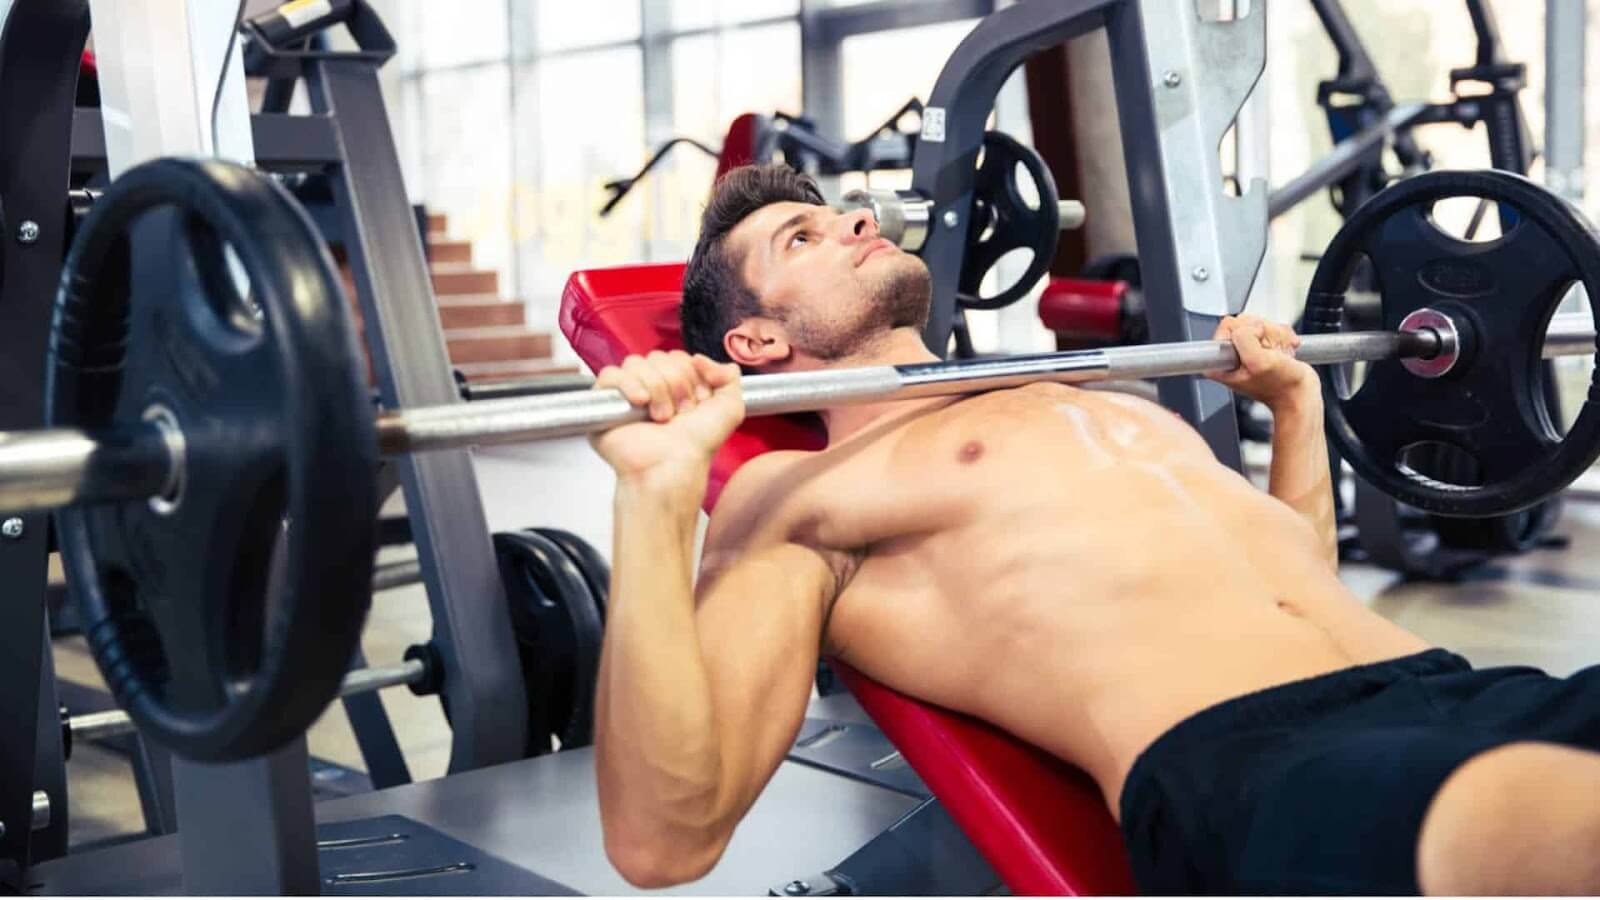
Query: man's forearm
596 474 724 850
1267 388 1339 568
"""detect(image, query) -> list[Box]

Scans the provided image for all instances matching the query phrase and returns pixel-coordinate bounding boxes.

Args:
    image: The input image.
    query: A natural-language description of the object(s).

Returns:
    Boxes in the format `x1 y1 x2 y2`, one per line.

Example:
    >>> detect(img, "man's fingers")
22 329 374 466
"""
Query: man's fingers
661 351 708 401
1231 324 1272 370
1265 321 1299 352
624 356 675 421
692 354 742 391
688 356 723 395
595 364 652 407
653 350 698 409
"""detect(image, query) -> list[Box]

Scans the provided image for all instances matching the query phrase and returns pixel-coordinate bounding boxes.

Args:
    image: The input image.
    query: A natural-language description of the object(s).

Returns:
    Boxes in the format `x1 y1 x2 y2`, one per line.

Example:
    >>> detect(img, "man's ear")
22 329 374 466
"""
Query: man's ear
724 318 792 369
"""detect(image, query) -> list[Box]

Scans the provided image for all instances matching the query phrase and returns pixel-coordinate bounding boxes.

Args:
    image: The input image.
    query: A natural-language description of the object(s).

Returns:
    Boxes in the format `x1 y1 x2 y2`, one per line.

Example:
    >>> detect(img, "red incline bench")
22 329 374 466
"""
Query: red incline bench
560 264 1135 895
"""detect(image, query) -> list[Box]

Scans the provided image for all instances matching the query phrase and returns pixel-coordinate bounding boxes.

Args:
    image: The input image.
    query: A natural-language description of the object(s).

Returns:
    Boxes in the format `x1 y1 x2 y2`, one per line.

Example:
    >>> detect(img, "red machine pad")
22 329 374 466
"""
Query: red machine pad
1038 277 1128 341
559 264 825 510
715 113 764 178
558 263 1135 895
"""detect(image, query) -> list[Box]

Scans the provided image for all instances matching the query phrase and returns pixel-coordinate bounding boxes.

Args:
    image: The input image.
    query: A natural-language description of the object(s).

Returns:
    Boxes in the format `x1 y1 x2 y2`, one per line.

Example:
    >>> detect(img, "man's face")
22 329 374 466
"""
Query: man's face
726 202 932 364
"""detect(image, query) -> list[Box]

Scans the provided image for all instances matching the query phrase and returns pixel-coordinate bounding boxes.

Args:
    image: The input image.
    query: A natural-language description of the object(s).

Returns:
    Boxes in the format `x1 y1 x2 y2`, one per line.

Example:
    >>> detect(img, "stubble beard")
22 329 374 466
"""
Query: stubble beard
786 257 934 362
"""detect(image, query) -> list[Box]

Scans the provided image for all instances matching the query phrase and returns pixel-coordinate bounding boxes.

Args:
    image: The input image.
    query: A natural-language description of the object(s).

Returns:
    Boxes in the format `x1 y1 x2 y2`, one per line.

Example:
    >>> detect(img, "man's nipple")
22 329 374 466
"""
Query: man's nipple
958 440 984 464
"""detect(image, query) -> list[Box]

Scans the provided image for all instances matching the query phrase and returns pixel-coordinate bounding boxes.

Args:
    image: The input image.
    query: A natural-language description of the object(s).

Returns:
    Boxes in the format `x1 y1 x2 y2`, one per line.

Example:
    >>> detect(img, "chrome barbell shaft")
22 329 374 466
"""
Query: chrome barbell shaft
3 314 1595 514
377 326 1461 452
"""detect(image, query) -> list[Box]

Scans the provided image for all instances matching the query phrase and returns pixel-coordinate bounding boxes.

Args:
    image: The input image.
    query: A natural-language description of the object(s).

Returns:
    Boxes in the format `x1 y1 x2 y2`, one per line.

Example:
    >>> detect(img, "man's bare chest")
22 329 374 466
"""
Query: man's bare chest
785 384 1206 553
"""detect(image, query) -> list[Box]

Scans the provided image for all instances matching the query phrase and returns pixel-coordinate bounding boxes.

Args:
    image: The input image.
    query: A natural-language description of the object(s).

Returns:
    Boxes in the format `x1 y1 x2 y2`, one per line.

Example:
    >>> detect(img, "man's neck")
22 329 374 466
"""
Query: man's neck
814 329 945 444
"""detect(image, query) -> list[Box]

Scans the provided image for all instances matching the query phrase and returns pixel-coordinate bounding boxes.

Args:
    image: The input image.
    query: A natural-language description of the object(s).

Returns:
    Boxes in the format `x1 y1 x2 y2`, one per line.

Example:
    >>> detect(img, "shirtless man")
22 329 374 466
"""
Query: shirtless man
588 165 1600 895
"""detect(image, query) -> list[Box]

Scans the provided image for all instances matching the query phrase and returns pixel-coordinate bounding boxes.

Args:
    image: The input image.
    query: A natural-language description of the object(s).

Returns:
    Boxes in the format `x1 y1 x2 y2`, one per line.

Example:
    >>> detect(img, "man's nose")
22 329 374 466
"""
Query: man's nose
835 207 879 243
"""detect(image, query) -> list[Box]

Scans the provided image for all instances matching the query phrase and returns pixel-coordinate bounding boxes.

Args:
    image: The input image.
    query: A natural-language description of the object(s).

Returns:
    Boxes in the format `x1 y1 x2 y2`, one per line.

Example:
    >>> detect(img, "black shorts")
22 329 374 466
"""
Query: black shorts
1118 649 1600 894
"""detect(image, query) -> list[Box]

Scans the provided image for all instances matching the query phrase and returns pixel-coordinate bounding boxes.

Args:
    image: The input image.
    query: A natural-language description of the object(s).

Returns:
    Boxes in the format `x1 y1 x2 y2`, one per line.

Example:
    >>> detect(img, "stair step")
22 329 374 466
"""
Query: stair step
432 268 499 296
437 298 526 329
444 326 552 364
428 240 472 264
453 359 580 381
425 211 448 234
344 268 501 299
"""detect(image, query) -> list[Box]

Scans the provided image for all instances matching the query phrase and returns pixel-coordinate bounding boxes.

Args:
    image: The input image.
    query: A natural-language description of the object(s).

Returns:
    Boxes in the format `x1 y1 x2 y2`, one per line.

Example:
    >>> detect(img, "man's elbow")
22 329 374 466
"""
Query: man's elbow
603 822 727 888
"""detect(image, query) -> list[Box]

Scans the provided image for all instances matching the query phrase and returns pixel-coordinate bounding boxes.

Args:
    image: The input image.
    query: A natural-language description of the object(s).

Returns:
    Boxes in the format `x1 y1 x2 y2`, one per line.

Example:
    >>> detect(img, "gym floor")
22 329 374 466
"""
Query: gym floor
54 432 1600 855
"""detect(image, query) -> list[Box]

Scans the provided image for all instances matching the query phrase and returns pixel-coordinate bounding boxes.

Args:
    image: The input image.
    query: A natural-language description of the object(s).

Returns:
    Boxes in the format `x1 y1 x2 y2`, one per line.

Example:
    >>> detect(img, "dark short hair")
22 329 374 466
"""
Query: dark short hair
681 164 825 361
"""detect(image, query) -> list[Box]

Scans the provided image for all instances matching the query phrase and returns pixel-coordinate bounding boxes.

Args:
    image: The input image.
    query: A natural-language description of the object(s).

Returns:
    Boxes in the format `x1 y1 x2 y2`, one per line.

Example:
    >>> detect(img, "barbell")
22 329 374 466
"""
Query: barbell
11 159 1599 762
3 308 1596 514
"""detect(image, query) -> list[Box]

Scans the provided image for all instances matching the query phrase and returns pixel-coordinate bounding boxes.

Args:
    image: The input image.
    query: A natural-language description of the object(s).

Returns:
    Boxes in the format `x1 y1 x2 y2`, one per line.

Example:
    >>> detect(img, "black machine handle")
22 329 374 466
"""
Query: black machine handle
1309 0 1381 96
599 137 720 218
599 98 924 218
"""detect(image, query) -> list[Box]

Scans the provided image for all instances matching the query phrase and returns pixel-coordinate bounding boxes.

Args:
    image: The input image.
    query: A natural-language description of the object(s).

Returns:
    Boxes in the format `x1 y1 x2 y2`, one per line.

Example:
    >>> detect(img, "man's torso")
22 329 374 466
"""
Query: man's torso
739 382 1430 810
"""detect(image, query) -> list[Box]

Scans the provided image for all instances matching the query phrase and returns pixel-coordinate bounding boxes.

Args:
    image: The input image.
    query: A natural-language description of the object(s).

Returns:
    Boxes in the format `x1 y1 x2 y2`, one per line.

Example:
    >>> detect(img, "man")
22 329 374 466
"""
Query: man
588 165 1600 894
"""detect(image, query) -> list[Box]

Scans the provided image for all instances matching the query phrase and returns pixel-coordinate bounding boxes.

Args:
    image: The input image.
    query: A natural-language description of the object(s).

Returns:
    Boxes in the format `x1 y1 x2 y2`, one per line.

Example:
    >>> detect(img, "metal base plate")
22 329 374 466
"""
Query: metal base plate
28 746 922 895
318 815 575 895
27 814 572 895
788 718 930 799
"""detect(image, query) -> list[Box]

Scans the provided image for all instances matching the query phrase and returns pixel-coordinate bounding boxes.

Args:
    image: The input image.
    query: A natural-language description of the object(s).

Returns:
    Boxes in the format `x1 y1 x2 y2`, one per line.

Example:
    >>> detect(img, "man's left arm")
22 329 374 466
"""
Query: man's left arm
1208 316 1338 568
1263 384 1337 568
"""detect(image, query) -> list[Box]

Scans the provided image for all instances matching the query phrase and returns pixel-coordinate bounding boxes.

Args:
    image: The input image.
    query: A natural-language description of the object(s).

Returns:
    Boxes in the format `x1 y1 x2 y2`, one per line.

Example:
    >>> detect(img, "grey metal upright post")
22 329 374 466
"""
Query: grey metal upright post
0 0 91 886
302 14 529 769
1104 0 1265 468
1544 0 1585 208
175 745 320 895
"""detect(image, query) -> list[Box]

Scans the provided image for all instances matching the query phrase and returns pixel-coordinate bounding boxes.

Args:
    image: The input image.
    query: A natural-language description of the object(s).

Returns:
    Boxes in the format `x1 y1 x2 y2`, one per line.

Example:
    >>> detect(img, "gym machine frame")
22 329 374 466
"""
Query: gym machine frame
91 2 520 892
0 0 88 881
74 2 532 769
236 2 531 776
0 2 394 874
0 0 527 890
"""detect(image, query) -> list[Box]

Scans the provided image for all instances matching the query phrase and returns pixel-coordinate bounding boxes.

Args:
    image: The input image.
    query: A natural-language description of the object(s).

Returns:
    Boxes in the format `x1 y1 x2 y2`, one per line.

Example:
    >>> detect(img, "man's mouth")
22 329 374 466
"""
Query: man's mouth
856 238 896 266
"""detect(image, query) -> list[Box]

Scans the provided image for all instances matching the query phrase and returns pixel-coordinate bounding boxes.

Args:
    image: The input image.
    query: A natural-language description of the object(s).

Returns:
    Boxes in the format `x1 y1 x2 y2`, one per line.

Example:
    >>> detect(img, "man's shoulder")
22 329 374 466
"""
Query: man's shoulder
714 449 817 515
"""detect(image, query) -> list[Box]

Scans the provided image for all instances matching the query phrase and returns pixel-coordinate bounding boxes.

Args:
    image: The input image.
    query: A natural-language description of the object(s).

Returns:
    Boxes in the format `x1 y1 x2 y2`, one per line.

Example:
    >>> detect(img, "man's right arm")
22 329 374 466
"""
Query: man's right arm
587 353 835 887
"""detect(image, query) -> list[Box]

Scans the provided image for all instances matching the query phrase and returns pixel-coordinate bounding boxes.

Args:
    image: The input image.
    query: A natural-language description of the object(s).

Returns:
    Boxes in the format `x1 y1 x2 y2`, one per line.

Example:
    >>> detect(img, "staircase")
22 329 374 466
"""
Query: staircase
343 211 573 383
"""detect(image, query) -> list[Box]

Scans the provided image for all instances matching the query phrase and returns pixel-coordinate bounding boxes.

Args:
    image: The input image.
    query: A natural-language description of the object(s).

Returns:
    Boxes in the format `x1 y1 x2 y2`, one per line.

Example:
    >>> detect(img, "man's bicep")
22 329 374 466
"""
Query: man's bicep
693 540 836 823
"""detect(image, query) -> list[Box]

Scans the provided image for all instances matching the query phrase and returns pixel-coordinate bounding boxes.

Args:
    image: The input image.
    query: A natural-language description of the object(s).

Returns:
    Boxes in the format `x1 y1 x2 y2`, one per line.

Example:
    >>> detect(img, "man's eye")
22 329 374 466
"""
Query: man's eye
788 232 809 249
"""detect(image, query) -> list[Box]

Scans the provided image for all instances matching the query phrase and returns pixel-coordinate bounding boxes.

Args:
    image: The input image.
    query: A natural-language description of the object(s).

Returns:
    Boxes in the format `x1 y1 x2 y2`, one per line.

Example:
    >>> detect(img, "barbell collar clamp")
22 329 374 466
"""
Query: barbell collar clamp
1397 308 1461 378
840 190 1087 252
839 188 932 252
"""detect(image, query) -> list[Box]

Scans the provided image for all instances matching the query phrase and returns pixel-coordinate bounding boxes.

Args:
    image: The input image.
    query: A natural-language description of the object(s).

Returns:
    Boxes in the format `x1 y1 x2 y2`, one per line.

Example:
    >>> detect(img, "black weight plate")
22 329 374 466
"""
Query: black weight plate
493 530 604 756
48 158 377 761
532 526 609 619
1304 169 1600 517
957 131 1060 311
